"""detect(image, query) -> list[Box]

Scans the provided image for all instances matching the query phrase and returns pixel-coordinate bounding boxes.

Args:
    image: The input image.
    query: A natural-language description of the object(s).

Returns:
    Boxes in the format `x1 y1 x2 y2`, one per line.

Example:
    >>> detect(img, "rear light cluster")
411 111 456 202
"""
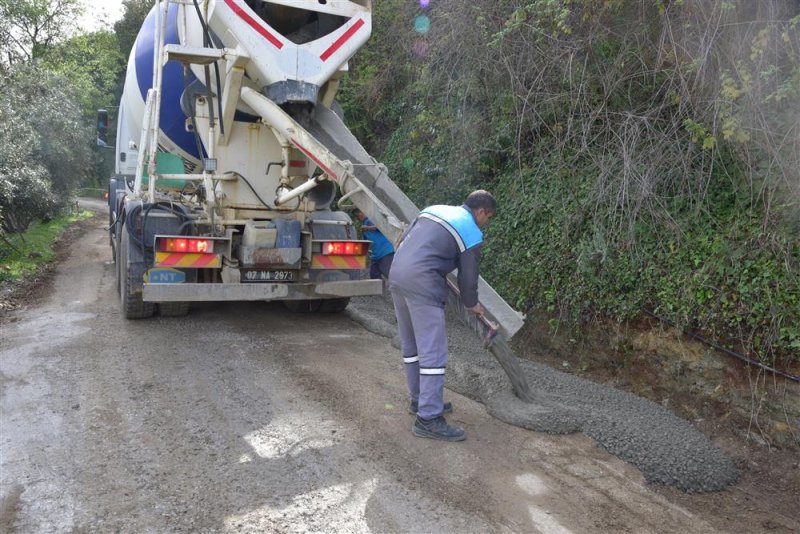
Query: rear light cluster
322 242 365 256
158 237 214 253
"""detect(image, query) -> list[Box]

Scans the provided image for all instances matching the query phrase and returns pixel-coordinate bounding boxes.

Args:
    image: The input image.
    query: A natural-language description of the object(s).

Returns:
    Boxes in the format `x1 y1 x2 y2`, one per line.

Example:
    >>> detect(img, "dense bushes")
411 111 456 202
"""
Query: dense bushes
340 0 799 366
0 0 124 236
0 65 93 233
483 154 799 361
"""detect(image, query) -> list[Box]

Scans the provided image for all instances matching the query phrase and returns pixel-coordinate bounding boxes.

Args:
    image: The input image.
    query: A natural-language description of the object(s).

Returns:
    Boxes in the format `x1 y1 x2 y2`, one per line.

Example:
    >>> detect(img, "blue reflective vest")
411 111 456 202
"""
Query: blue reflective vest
418 205 483 251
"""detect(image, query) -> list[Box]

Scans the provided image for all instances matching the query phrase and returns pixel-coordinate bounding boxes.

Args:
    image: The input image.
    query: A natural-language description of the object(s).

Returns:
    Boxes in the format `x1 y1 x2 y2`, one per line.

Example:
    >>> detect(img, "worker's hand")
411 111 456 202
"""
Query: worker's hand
467 303 485 316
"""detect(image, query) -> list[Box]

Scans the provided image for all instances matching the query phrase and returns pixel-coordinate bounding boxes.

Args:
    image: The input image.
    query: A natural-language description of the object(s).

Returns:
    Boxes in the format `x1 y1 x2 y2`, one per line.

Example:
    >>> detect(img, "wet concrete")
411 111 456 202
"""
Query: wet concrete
347 294 740 493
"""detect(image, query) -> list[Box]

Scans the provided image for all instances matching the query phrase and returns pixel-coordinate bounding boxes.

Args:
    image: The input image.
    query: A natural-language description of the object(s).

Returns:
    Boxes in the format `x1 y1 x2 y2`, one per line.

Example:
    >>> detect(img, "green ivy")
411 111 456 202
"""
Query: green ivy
340 0 799 368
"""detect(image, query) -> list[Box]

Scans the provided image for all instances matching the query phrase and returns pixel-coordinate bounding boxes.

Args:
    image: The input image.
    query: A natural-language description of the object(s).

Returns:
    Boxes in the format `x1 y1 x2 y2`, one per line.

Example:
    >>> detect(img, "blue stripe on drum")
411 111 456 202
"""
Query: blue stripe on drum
135 4 201 158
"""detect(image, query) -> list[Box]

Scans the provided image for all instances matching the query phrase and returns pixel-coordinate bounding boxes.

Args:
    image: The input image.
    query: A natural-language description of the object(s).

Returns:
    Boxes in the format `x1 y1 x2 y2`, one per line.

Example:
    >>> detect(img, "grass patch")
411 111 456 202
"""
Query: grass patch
0 210 95 283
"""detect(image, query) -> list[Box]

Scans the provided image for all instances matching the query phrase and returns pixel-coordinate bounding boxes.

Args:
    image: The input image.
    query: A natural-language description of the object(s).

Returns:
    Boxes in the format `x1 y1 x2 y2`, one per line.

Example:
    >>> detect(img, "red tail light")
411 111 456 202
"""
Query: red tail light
322 242 365 255
158 237 214 253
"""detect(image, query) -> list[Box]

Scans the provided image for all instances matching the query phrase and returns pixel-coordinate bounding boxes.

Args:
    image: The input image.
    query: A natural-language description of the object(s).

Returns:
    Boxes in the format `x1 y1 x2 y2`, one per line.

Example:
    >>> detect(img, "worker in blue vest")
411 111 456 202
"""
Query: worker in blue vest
388 190 496 441
353 208 395 279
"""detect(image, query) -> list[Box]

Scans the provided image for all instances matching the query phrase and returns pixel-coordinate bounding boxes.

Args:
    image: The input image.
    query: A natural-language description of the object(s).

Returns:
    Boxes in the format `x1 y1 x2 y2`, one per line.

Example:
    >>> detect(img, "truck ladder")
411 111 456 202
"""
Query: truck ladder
134 0 221 215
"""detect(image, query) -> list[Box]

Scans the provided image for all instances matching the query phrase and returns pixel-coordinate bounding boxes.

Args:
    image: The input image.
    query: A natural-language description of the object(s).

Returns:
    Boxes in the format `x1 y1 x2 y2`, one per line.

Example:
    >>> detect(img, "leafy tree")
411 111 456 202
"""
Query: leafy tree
0 103 54 233
40 30 126 119
114 0 153 62
0 0 84 69
38 26 129 188
338 1 418 153
0 64 92 232
0 1 124 227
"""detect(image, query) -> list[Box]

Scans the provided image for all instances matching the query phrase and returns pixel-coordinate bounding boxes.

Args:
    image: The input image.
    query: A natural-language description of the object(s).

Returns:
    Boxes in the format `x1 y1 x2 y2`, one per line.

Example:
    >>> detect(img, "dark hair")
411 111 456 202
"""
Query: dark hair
464 190 497 214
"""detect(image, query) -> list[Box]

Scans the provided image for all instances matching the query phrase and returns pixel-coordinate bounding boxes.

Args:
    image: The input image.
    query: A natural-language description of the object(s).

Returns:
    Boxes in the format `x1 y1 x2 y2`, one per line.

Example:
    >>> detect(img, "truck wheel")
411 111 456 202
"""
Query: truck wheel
319 298 350 313
159 302 190 317
114 234 121 294
110 231 116 263
283 299 323 313
119 224 154 319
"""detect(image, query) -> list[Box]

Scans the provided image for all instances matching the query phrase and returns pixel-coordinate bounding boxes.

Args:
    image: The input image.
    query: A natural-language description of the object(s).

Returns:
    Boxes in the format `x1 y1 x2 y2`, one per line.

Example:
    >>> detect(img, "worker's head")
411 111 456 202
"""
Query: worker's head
465 190 496 228
352 208 366 223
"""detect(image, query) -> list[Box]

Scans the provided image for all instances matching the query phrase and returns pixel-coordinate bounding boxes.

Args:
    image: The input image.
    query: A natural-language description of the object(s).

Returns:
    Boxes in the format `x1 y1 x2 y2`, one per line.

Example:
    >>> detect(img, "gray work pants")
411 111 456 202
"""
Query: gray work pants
369 253 394 279
391 290 448 419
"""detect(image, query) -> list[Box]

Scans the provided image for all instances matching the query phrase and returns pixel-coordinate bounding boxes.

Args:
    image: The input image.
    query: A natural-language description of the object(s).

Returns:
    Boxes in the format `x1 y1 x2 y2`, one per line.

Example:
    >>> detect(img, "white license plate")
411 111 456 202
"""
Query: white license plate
241 270 296 282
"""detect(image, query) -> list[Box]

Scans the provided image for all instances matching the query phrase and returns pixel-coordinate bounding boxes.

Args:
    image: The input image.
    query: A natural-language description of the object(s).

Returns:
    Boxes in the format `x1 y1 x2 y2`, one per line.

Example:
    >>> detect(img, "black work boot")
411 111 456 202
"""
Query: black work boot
412 416 466 441
408 400 453 415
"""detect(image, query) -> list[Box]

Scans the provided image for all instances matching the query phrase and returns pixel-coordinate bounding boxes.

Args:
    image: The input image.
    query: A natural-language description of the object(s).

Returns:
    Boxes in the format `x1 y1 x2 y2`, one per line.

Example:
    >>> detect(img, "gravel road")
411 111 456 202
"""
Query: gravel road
0 210 795 532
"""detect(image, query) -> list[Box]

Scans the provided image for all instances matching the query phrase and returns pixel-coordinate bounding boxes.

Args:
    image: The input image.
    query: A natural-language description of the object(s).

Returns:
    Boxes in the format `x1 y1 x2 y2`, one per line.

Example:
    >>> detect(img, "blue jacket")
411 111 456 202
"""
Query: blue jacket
389 205 483 308
362 217 394 261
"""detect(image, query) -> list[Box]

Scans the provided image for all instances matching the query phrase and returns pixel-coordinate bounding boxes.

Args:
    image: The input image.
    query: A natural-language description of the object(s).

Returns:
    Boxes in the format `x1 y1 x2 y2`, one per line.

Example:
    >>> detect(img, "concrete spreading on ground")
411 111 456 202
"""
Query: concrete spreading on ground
347 293 740 493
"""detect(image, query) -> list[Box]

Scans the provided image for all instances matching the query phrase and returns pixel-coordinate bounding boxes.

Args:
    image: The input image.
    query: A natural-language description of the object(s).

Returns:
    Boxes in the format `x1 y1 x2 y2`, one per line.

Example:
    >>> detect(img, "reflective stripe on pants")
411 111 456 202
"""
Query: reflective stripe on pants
392 291 448 419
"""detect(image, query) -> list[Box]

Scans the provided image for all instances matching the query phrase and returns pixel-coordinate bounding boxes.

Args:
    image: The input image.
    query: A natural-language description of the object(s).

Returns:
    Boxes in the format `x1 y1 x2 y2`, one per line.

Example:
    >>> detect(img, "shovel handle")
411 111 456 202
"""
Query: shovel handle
477 314 499 332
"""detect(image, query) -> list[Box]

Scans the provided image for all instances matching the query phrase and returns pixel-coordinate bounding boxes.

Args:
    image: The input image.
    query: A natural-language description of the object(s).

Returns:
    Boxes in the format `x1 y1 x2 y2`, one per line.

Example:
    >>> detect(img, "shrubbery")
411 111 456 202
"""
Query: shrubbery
0 65 93 234
340 0 799 366
0 0 126 236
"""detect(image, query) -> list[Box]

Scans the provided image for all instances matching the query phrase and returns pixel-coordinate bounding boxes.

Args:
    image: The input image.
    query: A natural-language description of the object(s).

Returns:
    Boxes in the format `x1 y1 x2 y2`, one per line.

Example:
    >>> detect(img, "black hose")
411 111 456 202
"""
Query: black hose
192 0 225 137
121 203 195 269
177 219 197 236
124 204 144 249
203 64 216 129
107 203 122 233
226 171 274 209
642 308 799 382
192 0 210 46
213 62 224 137
184 66 206 160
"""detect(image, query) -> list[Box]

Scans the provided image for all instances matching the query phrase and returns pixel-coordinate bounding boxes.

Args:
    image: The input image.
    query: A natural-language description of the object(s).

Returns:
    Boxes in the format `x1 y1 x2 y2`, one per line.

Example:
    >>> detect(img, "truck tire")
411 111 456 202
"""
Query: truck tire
283 299 323 313
114 233 121 295
319 298 350 313
109 221 116 256
159 302 190 317
119 224 154 319
283 298 350 313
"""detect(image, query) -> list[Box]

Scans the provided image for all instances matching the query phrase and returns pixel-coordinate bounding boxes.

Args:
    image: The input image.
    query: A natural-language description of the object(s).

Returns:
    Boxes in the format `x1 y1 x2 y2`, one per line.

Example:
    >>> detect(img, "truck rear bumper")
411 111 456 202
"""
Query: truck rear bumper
143 280 383 302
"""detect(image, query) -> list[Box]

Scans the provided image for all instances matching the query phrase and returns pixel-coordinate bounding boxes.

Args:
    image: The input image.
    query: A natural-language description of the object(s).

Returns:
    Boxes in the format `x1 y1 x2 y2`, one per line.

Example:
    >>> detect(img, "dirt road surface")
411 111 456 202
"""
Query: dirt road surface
1 207 797 533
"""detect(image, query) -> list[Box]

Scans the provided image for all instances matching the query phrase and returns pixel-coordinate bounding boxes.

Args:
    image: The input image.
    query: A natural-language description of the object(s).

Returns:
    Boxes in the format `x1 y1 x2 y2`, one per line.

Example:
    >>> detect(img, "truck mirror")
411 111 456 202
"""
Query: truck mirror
96 109 109 147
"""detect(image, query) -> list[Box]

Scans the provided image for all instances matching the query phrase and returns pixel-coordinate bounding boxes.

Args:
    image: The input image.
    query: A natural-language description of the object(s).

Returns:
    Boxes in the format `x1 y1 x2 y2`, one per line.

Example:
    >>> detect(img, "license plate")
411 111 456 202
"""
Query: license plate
241 269 296 282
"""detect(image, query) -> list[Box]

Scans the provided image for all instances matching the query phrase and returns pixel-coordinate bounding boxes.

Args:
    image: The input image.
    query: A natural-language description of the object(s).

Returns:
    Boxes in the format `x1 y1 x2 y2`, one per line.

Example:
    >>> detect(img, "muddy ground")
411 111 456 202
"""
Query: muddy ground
0 207 798 533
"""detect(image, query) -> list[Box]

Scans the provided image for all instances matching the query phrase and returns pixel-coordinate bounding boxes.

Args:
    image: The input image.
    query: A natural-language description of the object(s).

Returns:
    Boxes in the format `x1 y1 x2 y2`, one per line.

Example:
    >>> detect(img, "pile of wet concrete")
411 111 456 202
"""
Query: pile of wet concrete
347 294 739 493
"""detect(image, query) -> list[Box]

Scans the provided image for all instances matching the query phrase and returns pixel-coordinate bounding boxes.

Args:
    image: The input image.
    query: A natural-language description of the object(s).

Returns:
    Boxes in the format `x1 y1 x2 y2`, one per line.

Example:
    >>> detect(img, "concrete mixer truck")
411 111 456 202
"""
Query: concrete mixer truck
108 0 525 347
109 0 394 318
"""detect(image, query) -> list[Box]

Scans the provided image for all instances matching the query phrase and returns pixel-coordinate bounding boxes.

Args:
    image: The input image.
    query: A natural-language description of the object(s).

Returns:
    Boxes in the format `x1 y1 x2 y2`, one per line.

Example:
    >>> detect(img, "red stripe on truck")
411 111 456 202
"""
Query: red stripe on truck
320 18 366 61
224 0 283 49
291 138 338 179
